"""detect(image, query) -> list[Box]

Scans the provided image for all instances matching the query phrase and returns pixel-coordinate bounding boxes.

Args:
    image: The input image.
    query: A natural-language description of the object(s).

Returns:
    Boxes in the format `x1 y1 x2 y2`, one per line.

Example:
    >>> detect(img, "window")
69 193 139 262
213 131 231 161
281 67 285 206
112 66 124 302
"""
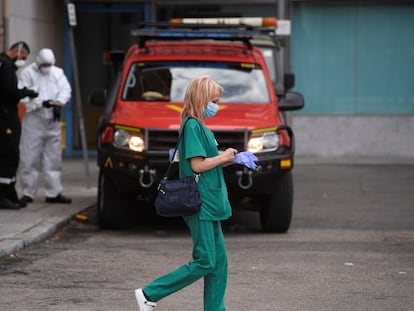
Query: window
122 61 271 104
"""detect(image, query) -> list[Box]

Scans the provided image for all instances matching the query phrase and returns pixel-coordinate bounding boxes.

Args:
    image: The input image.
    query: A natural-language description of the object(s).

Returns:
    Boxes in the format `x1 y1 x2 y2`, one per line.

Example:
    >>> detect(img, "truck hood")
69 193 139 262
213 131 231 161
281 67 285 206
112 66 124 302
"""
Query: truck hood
110 101 279 130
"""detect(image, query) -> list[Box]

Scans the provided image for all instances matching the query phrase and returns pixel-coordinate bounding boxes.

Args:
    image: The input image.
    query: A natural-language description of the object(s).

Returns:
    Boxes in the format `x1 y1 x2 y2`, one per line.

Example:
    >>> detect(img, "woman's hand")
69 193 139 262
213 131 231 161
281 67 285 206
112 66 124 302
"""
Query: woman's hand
221 148 238 167
190 148 238 173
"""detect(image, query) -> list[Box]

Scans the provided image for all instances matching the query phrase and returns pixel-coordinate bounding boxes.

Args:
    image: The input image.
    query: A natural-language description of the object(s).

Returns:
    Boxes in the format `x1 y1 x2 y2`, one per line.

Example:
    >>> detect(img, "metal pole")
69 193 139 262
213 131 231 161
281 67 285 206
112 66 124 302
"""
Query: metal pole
278 0 287 19
66 1 91 188
1 0 8 50
277 0 287 72
277 0 293 126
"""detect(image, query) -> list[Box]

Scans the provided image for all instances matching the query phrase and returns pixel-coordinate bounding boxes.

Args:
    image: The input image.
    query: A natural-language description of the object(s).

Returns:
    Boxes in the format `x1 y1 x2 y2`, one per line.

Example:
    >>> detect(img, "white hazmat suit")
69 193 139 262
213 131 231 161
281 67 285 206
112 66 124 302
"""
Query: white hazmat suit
18 48 71 199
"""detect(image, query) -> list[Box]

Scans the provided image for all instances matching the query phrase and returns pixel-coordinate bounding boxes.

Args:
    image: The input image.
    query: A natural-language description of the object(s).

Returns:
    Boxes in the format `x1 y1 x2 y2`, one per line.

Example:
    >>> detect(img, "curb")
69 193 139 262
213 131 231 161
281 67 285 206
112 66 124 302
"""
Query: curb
0 203 95 259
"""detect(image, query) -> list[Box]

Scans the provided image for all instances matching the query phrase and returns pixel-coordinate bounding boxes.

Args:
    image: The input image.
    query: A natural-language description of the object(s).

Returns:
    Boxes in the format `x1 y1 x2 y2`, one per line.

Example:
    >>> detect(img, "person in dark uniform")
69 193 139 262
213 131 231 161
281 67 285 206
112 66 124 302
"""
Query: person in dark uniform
0 41 38 209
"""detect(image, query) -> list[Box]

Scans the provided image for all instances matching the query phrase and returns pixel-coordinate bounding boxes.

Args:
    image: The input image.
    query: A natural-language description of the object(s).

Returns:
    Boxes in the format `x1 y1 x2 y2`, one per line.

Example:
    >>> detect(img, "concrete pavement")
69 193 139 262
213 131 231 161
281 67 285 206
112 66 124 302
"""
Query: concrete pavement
0 157 99 258
1 155 410 259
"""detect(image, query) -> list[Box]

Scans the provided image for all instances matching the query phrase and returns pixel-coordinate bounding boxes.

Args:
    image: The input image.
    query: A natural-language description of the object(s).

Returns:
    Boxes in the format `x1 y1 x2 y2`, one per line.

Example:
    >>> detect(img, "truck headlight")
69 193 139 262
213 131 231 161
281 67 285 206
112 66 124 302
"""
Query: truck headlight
129 136 144 152
114 129 130 147
113 129 145 152
247 132 279 153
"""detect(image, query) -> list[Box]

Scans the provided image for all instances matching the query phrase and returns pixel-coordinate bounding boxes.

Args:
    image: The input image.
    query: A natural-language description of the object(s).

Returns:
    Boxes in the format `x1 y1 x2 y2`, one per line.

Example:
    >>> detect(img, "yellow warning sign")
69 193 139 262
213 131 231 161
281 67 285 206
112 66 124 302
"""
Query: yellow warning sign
104 156 113 168
166 104 183 113
166 104 227 113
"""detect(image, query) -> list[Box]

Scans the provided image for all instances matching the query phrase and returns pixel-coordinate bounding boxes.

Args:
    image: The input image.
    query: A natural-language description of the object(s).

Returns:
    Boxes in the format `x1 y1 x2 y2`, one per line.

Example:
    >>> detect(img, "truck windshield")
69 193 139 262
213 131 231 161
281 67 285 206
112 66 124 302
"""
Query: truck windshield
122 61 270 103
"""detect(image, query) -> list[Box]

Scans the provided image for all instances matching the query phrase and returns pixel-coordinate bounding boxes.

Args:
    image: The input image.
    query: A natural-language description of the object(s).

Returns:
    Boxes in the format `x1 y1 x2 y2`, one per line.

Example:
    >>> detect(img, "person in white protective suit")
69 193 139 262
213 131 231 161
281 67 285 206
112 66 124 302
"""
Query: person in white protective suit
18 48 72 205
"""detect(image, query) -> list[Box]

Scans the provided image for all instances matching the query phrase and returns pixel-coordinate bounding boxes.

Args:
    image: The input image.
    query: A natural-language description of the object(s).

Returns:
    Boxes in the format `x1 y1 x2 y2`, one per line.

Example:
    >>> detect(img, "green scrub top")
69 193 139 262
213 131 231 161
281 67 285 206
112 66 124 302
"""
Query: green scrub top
178 117 232 221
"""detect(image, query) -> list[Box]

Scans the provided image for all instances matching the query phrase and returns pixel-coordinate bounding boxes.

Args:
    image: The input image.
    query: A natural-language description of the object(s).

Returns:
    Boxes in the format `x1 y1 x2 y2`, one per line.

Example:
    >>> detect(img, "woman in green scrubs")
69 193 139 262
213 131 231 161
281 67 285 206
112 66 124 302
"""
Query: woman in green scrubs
135 76 238 311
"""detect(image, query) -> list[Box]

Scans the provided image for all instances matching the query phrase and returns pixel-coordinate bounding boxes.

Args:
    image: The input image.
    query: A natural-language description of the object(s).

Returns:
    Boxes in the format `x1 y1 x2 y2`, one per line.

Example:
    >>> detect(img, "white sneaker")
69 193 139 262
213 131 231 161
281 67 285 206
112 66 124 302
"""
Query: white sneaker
135 288 157 310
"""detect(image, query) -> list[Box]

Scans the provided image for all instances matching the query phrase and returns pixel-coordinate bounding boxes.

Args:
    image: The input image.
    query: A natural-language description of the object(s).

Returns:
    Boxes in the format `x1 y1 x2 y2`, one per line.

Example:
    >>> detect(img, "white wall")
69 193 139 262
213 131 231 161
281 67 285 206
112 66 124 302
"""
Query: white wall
6 0 64 67
293 115 414 163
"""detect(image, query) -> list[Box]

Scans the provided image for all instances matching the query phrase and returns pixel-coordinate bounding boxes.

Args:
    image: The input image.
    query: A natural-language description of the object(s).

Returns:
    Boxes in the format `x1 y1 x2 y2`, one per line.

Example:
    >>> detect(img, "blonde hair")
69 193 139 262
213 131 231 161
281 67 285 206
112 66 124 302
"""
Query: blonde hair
181 75 223 123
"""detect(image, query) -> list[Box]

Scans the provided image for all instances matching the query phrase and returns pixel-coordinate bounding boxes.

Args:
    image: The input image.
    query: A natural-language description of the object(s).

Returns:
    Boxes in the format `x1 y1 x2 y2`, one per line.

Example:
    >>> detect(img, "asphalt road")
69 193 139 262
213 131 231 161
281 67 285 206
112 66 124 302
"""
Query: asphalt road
1 163 413 311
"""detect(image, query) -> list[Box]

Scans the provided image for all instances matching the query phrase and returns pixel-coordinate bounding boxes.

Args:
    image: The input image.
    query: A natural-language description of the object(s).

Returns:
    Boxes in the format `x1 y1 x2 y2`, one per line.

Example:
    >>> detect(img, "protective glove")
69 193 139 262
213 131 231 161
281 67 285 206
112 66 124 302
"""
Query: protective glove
234 151 258 170
21 88 39 98
53 105 61 122
42 100 55 108
24 101 42 112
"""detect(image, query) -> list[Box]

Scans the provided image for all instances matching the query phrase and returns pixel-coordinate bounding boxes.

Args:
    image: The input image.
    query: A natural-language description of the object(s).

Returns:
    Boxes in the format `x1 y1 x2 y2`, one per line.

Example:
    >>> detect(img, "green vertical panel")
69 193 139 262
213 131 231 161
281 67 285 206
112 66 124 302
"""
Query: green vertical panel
357 5 414 114
292 4 357 114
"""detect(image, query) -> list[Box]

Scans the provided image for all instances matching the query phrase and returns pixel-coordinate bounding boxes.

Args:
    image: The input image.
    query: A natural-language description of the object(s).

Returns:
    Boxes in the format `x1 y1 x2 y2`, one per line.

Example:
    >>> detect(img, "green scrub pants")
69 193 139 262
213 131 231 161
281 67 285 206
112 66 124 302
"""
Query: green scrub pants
144 215 228 311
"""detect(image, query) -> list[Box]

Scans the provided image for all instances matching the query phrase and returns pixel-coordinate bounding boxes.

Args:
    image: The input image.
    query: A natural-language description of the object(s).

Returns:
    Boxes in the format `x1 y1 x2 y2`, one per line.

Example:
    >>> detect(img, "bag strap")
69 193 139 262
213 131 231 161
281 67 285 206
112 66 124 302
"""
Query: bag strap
163 117 192 179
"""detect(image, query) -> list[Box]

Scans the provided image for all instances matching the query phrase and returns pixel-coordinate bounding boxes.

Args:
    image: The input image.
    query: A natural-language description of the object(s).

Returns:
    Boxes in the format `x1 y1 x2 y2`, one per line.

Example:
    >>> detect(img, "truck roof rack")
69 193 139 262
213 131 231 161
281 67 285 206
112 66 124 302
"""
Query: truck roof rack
131 22 262 49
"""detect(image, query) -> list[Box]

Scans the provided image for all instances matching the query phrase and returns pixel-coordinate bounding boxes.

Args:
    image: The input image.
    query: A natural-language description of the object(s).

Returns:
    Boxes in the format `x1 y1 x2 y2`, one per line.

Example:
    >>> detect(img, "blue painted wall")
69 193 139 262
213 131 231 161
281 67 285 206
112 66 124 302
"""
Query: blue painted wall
292 4 414 115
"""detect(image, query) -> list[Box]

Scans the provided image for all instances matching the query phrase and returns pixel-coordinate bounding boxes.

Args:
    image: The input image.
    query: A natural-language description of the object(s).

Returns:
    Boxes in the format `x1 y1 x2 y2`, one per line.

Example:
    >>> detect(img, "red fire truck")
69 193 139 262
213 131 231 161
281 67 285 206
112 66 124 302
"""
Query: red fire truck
90 18 304 232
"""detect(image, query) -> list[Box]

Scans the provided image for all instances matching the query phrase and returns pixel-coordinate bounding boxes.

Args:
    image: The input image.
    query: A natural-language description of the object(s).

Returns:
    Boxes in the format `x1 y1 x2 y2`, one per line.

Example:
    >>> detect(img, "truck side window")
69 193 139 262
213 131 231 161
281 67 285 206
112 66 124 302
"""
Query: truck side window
122 66 138 99
123 64 172 101
261 48 277 83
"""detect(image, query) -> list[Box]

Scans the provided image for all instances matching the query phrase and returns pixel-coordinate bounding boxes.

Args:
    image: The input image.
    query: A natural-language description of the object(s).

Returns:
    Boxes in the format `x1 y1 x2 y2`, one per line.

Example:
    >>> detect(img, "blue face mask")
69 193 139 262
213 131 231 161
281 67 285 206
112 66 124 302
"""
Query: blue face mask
203 102 218 118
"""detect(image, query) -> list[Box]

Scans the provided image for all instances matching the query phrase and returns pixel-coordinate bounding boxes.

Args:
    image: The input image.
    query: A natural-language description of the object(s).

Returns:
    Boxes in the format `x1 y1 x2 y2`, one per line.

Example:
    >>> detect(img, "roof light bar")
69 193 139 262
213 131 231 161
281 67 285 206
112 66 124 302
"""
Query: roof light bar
131 28 259 39
170 17 277 28
131 24 261 49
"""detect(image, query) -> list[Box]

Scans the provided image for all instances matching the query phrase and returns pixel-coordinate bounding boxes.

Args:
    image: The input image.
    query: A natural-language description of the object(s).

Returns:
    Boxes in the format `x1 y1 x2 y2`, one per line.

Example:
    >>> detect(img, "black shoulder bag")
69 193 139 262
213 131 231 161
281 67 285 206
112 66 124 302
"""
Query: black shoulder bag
154 118 202 217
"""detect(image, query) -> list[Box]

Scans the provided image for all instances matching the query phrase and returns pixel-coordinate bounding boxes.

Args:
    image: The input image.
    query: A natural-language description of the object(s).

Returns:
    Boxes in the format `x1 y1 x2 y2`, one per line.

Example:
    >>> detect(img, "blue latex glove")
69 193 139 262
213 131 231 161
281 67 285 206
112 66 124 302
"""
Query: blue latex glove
235 151 258 170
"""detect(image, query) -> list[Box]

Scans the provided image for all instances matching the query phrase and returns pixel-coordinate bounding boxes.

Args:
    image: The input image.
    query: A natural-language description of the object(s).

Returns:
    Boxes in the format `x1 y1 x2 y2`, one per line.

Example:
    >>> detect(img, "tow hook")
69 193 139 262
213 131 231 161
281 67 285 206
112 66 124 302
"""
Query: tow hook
236 169 253 190
139 165 156 188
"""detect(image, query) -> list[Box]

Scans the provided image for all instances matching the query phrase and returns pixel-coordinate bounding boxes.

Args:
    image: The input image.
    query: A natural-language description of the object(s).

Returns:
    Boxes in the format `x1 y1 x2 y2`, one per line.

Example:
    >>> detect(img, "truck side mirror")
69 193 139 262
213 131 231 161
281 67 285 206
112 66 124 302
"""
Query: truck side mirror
89 89 107 107
103 50 125 65
278 91 304 111
284 73 295 90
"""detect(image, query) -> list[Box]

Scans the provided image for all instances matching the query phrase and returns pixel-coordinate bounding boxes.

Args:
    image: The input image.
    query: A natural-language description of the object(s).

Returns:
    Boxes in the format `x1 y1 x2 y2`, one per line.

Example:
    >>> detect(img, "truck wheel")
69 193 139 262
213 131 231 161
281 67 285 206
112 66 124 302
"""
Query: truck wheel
97 171 125 229
259 171 293 233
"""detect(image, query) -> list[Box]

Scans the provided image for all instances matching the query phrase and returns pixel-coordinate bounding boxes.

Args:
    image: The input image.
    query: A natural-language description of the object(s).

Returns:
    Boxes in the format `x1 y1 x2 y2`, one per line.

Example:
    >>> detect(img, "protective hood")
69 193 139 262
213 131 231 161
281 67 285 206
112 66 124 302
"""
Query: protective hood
36 48 55 66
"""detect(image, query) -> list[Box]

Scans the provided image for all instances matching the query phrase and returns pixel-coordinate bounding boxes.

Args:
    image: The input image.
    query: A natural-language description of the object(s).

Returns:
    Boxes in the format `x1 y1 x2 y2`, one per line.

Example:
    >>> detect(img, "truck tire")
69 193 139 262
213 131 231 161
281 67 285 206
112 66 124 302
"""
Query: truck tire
97 171 125 229
259 171 293 233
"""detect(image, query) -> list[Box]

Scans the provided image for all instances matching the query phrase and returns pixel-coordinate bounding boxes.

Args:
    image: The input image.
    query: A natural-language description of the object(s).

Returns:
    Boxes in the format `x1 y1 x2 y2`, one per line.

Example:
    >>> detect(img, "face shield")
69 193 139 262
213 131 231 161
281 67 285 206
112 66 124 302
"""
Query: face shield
14 43 26 68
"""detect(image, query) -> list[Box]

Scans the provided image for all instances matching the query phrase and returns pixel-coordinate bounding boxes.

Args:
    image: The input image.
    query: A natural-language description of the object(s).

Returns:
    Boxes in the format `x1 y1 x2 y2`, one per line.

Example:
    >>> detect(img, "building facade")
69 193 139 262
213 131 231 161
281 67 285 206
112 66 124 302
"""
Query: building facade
2 0 413 161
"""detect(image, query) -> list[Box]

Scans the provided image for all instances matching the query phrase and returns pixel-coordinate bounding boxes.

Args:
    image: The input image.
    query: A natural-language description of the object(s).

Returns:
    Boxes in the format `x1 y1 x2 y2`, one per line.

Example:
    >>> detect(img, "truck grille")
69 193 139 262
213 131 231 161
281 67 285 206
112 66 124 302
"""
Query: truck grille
213 130 246 151
147 129 179 151
146 128 246 152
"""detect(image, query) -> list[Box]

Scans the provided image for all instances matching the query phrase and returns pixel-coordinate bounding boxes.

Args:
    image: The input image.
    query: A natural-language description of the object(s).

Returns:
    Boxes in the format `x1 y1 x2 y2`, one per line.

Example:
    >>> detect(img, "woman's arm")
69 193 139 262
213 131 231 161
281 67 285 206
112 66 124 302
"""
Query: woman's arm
190 148 237 173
